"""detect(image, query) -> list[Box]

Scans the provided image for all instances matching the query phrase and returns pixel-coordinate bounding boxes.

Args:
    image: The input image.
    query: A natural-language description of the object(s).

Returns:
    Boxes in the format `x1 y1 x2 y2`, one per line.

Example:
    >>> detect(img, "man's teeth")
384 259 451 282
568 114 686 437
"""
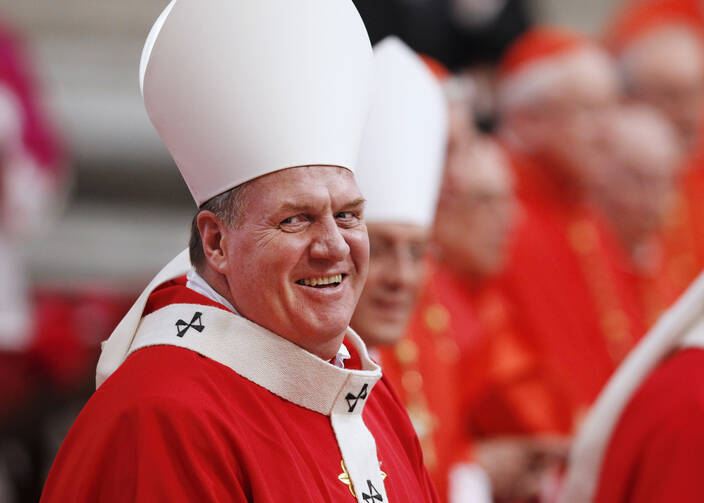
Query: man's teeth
299 274 343 287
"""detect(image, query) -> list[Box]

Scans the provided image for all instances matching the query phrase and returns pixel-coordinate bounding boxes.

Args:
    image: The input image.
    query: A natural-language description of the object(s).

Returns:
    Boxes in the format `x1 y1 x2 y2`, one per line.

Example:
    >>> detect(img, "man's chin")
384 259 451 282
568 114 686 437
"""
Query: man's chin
292 312 352 341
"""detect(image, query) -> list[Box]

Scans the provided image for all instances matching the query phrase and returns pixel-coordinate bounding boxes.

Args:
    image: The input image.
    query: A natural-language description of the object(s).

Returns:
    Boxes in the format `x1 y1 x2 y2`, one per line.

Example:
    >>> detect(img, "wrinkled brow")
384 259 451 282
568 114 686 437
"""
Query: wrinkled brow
339 197 366 210
278 197 366 213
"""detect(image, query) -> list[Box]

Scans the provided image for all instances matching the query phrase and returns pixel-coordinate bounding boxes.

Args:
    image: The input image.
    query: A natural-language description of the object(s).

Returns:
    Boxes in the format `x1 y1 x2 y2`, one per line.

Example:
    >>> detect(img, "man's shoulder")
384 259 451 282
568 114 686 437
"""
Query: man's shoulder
618 348 704 437
598 349 704 503
636 348 704 408
93 345 253 419
144 276 229 316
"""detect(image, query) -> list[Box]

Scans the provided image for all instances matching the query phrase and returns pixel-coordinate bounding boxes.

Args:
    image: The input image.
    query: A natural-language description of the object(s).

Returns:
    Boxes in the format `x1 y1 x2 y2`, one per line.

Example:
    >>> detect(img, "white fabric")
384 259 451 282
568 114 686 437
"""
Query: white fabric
129 303 387 503
96 248 191 388
140 0 374 206
560 269 704 503
448 462 493 503
355 36 447 228
185 268 238 314
138 0 176 96
333 342 352 369
680 315 704 349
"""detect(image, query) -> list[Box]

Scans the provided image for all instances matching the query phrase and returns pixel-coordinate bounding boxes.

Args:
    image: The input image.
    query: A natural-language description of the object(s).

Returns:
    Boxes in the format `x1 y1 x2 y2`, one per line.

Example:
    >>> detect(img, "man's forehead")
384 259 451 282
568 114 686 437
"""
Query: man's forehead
629 26 704 81
245 165 362 210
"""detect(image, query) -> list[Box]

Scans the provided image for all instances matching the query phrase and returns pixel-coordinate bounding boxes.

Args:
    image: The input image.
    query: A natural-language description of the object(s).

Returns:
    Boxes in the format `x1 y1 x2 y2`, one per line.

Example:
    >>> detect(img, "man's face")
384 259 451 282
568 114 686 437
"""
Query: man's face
434 139 518 279
351 222 428 347
627 27 704 151
589 109 679 247
219 166 369 359
531 51 620 186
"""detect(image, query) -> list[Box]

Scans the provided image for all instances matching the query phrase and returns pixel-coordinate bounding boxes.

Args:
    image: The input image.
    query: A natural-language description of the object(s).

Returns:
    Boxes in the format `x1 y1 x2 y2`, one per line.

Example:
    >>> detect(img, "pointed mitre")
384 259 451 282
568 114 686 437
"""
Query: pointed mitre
140 0 374 206
354 37 448 228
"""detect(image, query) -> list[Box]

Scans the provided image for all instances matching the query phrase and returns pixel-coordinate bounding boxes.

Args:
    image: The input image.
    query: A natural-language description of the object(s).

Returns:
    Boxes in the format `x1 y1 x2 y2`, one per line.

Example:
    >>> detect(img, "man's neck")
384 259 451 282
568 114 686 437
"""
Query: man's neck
187 268 238 313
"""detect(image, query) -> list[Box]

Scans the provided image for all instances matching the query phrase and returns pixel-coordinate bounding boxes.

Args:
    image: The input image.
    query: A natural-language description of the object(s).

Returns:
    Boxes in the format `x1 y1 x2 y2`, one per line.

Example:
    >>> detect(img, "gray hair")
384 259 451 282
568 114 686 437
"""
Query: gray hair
189 182 252 271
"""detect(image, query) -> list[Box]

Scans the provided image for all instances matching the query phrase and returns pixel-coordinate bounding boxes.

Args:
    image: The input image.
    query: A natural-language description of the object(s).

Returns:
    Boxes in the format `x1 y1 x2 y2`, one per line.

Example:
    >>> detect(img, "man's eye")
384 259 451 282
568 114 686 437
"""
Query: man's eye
279 215 309 230
335 211 361 228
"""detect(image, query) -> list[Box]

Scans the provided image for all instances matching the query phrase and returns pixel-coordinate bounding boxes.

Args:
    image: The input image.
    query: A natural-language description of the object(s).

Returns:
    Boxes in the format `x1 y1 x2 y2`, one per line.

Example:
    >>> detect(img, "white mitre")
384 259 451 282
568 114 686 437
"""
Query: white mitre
355 36 448 228
140 0 373 206
97 0 373 387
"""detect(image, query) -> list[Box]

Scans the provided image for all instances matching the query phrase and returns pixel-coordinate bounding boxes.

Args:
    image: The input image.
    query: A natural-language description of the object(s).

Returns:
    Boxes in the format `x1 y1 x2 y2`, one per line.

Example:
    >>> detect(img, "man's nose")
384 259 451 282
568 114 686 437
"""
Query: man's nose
383 248 418 290
309 218 351 261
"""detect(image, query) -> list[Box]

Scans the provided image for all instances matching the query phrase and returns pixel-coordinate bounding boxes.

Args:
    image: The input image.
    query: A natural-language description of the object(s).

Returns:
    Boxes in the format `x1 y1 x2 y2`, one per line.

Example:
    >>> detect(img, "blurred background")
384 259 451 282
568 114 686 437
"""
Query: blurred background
1 1 701 502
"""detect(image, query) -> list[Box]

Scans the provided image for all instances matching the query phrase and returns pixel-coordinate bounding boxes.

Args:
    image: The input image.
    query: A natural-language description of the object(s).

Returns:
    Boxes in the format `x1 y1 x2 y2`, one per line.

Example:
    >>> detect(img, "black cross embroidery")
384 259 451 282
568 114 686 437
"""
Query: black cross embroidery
345 383 368 412
362 480 383 502
175 312 205 337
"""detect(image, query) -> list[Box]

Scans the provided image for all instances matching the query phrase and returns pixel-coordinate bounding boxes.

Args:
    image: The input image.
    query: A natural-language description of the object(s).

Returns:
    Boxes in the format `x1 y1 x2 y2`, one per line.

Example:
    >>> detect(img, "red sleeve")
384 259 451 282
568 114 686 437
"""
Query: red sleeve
41 395 250 502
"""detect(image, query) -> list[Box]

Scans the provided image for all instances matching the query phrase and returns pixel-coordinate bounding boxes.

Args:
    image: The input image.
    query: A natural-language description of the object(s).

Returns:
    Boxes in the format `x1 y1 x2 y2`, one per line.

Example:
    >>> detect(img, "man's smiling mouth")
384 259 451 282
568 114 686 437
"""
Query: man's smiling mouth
296 274 345 288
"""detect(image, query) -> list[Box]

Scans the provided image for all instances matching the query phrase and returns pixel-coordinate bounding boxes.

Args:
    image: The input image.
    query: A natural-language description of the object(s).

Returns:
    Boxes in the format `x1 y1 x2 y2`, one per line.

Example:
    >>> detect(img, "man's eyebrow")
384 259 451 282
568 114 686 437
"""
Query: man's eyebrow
340 197 366 210
278 201 315 213
277 198 366 213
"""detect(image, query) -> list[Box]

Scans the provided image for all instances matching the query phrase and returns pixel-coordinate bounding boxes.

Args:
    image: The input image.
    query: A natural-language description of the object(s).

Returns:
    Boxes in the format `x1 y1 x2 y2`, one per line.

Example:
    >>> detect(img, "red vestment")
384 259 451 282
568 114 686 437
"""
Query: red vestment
594 348 704 503
462 276 574 437
620 239 682 329
501 148 646 428
41 278 439 502
379 260 574 501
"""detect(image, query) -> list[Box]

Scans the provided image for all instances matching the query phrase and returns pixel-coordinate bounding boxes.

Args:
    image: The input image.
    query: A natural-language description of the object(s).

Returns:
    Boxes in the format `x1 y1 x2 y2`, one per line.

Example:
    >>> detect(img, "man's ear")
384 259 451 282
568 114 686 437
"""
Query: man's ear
197 211 230 275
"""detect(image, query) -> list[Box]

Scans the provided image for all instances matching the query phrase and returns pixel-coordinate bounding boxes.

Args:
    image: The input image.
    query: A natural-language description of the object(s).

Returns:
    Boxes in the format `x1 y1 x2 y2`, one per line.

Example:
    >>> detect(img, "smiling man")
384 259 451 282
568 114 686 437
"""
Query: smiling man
40 2 438 502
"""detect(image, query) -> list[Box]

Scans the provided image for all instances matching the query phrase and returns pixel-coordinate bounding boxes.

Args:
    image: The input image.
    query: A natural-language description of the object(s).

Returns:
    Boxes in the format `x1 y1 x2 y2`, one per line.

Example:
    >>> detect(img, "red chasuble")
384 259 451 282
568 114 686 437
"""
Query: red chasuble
501 148 646 428
594 348 704 503
41 278 439 503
